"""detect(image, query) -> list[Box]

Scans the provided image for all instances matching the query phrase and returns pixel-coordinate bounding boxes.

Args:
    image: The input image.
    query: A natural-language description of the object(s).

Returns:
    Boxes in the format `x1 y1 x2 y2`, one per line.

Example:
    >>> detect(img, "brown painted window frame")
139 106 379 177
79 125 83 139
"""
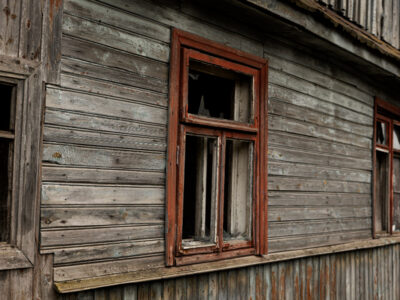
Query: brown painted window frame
166 29 268 266
373 97 400 237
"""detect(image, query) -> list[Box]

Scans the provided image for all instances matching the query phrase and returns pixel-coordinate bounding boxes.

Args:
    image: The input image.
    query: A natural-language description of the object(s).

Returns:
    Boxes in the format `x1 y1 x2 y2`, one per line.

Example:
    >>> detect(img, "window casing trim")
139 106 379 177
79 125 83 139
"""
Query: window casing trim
166 29 268 266
0 56 43 270
373 97 400 237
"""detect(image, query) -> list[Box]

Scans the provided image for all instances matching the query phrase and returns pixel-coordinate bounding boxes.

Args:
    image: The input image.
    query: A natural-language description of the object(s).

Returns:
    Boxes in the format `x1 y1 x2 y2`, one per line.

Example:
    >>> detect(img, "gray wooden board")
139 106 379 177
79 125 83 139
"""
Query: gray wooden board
42 164 165 185
269 114 371 149
42 166 165 185
41 224 163 247
268 206 371 221
97 0 263 56
269 69 373 117
62 14 170 62
45 109 167 138
268 146 372 171
43 126 167 152
59 73 168 107
268 230 371 253
62 35 168 81
269 131 371 159
41 206 164 228
41 184 164 205
269 98 372 137
269 85 372 126
269 161 371 183
61 57 168 93
268 176 370 193
268 191 370 207
64 0 170 43
265 50 373 106
54 255 165 282
51 239 164 265
43 144 166 171
46 88 167 125
269 218 371 238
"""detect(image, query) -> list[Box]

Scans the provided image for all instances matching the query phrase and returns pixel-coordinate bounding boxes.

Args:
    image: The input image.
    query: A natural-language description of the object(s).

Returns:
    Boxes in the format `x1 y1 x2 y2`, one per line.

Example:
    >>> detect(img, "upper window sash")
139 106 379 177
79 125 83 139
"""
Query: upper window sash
180 48 259 133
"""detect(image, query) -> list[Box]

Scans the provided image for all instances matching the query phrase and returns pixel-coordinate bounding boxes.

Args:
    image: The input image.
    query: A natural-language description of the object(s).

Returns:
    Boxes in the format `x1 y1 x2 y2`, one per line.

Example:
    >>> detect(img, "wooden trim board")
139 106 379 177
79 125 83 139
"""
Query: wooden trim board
55 236 400 293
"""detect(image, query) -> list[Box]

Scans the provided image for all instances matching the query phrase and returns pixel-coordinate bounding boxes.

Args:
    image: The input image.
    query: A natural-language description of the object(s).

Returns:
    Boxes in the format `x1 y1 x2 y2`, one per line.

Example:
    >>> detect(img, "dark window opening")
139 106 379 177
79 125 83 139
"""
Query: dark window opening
188 60 252 123
0 83 15 242
375 150 389 233
0 84 14 131
182 134 217 247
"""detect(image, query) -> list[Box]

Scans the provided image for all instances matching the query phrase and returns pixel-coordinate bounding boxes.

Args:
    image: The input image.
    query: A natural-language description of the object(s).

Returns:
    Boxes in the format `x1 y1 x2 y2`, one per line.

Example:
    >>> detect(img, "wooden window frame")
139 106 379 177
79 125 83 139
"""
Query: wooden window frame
0 56 44 270
373 97 400 237
166 29 268 266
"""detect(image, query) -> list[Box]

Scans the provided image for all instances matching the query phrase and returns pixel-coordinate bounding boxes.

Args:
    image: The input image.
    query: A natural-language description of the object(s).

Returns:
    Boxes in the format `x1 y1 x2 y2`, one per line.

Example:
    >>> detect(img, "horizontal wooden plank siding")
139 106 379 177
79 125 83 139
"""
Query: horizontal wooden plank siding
264 37 374 253
57 244 400 299
39 0 380 271
40 0 265 269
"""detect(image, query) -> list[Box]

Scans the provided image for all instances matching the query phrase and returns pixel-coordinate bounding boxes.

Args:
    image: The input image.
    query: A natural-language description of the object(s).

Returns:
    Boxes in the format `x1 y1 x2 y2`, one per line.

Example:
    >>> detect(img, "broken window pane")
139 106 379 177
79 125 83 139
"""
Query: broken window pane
223 139 253 242
375 150 389 232
393 155 400 232
182 134 218 248
188 60 253 123
393 125 400 150
376 121 388 146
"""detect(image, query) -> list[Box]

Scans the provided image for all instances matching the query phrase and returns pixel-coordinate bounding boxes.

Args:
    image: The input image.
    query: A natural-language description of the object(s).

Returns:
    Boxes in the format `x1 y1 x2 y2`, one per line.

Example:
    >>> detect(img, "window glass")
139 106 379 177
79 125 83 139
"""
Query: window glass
182 134 218 248
393 125 400 150
188 60 253 123
393 155 400 232
376 121 388 146
223 139 253 242
375 150 389 232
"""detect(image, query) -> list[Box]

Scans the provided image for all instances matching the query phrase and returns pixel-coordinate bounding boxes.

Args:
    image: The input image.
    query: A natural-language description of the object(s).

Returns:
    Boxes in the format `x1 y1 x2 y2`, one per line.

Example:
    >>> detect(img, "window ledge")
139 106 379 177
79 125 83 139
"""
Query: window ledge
54 236 400 293
0 245 33 271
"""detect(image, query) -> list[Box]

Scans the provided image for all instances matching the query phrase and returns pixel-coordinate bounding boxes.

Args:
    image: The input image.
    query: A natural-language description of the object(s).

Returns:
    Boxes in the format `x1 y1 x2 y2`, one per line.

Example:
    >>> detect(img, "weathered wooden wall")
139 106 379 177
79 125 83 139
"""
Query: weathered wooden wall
319 0 400 49
39 1 379 281
59 244 400 299
0 0 60 299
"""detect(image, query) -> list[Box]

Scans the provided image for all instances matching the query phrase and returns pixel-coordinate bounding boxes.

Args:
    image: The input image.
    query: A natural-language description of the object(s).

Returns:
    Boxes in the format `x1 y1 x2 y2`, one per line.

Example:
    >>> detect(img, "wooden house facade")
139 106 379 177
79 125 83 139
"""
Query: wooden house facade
1 0 400 299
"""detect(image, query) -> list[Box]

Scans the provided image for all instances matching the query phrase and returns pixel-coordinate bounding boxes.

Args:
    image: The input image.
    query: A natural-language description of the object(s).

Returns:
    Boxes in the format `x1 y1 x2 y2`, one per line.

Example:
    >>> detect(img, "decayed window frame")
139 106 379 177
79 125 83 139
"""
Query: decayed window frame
166 29 268 266
373 97 400 237
0 57 43 270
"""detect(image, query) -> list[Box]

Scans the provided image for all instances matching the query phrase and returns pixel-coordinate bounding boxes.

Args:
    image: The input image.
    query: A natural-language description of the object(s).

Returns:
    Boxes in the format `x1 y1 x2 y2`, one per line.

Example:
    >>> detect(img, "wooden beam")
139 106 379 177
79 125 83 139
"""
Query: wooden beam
54 237 400 293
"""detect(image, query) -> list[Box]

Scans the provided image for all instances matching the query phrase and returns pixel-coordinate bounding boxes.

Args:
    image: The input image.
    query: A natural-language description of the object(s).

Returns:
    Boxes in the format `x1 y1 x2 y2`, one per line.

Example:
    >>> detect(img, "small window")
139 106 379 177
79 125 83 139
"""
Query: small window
0 83 15 242
166 29 268 265
374 99 400 235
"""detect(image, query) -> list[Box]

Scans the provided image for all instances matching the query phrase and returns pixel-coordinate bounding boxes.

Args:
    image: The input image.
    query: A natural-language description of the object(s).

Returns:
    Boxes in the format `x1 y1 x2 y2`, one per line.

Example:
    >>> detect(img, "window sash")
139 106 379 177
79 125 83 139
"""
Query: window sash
176 125 258 256
180 48 260 133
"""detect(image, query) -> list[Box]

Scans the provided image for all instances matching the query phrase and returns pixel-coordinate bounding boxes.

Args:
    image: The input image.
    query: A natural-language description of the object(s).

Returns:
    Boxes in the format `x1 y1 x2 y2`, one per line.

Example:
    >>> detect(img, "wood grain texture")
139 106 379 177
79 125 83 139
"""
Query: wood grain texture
55 244 400 298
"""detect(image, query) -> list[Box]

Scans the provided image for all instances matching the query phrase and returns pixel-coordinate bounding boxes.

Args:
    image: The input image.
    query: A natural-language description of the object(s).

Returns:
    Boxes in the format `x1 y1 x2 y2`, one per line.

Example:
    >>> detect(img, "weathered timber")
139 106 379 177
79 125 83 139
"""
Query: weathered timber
45 109 166 138
41 224 163 247
42 144 166 171
51 239 164 265
46 88 168 125
42 166 165 185
41 206 164 228
62 14 169 62
41 184 164 205
43 126 167 152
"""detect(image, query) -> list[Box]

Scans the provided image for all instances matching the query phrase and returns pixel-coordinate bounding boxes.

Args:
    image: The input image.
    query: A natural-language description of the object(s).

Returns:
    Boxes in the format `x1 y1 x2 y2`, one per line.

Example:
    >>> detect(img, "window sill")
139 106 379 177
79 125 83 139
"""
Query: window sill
0 244 33 271
54 236 400 293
